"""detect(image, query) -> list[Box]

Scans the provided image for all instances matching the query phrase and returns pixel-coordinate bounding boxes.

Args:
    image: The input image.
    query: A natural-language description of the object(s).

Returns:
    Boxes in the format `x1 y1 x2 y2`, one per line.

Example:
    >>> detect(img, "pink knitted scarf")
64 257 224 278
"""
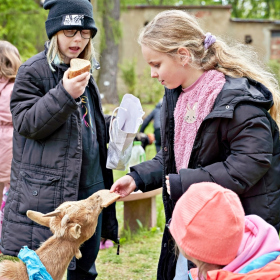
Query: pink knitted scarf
174 70 226 172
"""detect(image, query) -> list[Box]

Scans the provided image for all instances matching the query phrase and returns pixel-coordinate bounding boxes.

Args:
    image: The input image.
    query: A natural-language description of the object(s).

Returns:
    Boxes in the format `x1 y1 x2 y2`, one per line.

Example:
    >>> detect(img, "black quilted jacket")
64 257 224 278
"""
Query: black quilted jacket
0 46 118 256
130 76 280 280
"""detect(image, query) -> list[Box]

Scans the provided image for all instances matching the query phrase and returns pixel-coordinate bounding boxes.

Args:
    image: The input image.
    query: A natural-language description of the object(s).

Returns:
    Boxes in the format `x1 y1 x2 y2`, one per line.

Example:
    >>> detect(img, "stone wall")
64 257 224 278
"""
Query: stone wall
119 5 280 76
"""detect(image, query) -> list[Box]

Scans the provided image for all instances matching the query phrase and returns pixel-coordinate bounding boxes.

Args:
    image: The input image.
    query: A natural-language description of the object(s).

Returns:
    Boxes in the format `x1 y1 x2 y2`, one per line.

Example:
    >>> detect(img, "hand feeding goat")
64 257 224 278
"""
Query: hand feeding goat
0 190 120 280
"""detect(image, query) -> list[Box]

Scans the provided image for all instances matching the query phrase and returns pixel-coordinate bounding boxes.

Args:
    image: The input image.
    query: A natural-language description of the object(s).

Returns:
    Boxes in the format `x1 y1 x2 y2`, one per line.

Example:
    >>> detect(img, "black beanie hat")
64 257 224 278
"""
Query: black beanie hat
43 0 98 39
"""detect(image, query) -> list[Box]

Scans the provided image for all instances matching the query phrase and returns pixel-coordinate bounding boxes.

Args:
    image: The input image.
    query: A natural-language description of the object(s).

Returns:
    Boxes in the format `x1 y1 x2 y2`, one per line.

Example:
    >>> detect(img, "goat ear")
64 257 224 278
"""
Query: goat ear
27 210 51 228
69 224 81 239
43 209 61 217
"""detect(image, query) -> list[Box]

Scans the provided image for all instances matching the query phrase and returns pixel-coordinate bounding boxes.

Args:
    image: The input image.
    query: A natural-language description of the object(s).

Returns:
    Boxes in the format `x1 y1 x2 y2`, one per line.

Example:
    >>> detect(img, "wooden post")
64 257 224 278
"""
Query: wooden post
119 188 162 233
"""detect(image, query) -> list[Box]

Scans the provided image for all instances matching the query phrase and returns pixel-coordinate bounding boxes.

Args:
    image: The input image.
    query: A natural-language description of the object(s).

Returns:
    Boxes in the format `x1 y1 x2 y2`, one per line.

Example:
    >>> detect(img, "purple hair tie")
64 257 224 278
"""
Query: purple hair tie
204 32 216 50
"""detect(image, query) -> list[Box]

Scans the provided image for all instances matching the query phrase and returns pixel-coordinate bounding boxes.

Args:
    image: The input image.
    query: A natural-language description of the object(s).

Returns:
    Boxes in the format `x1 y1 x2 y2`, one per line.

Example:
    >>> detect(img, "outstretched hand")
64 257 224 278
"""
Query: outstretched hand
110 175 136 198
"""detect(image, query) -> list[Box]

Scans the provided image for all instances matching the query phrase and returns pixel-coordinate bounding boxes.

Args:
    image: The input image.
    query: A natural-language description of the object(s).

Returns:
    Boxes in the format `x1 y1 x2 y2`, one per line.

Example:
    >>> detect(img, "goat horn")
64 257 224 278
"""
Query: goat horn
61 214 70 227
43 209 61 217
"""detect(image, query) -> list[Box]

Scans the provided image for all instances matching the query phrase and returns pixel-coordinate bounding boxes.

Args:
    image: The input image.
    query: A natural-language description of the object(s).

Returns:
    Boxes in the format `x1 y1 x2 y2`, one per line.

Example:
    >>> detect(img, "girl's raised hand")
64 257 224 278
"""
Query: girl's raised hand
63 68 90 99
110 175 136 198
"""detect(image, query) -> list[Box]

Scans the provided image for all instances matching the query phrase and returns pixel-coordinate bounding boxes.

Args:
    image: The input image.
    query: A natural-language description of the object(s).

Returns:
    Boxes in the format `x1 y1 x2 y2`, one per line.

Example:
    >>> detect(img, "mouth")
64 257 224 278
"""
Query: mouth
69 46 80 52
160 80 164 85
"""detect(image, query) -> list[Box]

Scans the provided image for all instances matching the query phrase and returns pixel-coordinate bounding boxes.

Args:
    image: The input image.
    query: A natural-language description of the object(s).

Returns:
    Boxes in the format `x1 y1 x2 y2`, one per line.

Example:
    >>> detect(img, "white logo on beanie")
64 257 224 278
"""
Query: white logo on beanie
63 15 84 26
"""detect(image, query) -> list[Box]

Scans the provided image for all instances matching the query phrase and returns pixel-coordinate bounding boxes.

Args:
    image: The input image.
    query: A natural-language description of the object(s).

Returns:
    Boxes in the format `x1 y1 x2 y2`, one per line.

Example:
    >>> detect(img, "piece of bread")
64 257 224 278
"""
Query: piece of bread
69 58 91 79
95 189 121 208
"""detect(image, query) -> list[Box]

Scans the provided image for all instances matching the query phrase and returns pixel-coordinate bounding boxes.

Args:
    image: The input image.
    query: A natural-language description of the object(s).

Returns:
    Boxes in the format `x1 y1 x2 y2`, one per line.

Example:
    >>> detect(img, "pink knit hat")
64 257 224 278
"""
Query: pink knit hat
169 182 245 265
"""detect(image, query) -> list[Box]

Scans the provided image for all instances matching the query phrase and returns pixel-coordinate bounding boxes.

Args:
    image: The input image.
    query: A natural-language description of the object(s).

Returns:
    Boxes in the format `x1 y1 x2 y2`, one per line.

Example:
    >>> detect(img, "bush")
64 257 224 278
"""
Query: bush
268 60 280 84
0 1 48 62
119 58 164 104
119 58 137 97
137 67 165 104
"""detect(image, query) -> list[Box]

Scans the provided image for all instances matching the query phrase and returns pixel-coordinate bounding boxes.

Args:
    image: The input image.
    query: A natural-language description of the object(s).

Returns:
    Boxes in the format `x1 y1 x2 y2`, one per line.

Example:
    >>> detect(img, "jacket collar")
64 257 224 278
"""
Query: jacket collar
206 76 274 120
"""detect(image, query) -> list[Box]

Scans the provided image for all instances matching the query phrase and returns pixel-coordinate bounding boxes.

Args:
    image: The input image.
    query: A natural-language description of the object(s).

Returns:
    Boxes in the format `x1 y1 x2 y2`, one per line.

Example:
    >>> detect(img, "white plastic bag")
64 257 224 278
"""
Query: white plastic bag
106 94 144 170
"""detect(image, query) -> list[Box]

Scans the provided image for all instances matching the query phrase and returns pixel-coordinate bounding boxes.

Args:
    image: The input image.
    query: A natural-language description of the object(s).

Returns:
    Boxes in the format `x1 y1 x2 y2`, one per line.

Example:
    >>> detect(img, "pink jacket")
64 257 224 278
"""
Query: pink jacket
191 215 280 280
0 78 14 183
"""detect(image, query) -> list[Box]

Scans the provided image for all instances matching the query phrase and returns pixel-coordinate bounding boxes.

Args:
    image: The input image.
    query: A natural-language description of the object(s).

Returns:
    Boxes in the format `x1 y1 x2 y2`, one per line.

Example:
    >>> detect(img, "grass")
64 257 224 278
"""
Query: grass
96 228 162 280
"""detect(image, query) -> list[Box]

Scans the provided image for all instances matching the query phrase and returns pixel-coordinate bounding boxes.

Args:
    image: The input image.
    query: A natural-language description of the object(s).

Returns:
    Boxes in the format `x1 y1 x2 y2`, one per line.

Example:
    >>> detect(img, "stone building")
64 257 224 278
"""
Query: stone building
118 5 280 76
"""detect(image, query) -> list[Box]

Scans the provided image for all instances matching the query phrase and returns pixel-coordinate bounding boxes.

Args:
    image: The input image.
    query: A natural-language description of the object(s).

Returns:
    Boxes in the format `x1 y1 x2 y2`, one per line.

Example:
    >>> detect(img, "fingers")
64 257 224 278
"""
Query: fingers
167 185 170 195
63 68 70 84
110 182 117 193
64 68 70 77
109 176 136 198
63 71 90 99
74 72 90 82
165 175 169 187
165 175 170 195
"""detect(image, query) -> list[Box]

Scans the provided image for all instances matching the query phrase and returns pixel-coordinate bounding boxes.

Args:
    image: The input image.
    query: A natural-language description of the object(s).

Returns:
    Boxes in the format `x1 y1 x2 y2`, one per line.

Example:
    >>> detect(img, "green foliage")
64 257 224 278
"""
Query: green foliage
119 58 138 96
122 221 132 241
136 218 143 229
97 0 122 52
137 66 164 104
108 17 122 45
268 60 280 84
156 194 165 231
119 59 164 104
121 0 280 20
0 0 48 61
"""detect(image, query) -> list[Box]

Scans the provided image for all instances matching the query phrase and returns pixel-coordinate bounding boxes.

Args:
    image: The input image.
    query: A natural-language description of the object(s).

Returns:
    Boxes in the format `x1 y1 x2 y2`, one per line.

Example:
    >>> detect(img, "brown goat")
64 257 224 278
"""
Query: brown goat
0 190 120 280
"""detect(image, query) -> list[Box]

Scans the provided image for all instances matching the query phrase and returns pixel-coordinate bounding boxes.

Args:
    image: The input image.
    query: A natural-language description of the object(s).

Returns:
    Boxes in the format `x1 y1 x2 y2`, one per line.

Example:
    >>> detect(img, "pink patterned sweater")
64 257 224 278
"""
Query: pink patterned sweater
174 70 226 172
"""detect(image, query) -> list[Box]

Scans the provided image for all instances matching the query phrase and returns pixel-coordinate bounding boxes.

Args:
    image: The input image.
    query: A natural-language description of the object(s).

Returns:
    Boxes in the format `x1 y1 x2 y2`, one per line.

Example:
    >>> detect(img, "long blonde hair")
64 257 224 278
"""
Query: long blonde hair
46 33 96 71
138 10 280 126
0 40 21 83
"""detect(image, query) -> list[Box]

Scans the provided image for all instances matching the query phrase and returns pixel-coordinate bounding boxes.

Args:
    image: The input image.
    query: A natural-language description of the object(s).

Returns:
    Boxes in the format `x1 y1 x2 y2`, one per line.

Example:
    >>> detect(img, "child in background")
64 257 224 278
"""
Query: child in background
139 99 162 152
0 1 118 279
169 182 280 280
110 9 280 280
0 41 21 238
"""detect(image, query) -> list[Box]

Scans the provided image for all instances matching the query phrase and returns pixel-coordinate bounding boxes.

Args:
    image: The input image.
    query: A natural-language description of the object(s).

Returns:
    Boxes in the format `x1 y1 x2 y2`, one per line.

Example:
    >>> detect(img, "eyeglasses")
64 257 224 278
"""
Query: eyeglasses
63 30 92 39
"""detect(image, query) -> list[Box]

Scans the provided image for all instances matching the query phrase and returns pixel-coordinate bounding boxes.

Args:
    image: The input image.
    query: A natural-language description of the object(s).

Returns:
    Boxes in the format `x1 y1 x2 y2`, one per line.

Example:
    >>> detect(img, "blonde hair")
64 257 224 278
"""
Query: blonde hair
138 10 280 126
46 33 96 71
179 249 223 280
0 40 21 83
195 260 223 280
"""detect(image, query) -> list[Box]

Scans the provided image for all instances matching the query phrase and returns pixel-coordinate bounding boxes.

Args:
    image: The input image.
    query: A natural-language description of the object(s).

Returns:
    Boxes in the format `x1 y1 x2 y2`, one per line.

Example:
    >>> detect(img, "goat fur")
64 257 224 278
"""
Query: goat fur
0 190 120 280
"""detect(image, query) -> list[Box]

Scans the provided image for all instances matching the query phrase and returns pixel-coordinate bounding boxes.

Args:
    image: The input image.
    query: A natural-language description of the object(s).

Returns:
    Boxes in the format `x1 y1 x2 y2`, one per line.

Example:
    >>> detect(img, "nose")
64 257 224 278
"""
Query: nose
74 31 82 41
151 68 158 78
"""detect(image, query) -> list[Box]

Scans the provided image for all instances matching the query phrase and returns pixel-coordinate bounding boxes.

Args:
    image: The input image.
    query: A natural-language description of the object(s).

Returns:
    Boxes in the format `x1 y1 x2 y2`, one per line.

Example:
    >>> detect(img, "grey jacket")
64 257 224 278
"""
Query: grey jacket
0 47 118 256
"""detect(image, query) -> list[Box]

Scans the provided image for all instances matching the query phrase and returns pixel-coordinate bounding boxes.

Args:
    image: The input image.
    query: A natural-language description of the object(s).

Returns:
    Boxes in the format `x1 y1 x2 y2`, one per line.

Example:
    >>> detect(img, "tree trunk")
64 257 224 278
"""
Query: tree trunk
97 0 120 104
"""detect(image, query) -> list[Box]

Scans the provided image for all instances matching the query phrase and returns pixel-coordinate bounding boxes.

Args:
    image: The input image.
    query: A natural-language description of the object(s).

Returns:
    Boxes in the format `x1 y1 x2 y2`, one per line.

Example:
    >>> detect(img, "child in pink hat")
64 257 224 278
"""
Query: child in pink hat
169 182 280 280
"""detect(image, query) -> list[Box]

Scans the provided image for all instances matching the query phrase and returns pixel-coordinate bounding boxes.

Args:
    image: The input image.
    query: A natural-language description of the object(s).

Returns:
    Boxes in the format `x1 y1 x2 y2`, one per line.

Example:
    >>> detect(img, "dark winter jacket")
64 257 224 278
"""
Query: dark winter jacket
0 47 118 256
140 100 162 132
129 76 280 280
